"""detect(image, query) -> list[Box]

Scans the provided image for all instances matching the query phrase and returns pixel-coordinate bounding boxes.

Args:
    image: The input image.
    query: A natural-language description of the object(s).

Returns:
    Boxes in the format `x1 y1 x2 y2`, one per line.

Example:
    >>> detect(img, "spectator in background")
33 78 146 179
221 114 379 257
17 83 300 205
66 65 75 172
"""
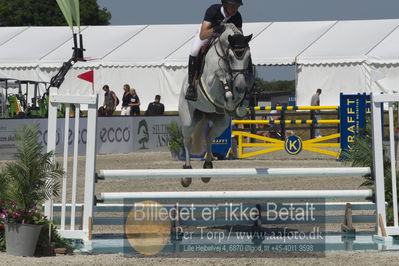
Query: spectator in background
267 104 282 138
146 95 165 116
102 85 117 116
258 104 281 138
121 84 132 116
311 88 322 138
129 88 141 116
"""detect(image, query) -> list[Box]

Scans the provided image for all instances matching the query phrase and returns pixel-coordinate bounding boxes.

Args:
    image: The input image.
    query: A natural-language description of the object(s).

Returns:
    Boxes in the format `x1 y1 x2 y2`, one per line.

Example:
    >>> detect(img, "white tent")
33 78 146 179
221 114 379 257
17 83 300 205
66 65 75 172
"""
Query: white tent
1 20 399 110
296 19 399 106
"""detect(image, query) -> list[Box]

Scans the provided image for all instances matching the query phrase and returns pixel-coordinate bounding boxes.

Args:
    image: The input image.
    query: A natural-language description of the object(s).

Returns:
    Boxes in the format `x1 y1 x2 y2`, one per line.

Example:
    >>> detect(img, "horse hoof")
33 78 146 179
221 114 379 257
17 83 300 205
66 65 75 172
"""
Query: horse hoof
203 161 213 169
183 165 192 169
181 178 192 187
201 161 213 183
201 177 211 183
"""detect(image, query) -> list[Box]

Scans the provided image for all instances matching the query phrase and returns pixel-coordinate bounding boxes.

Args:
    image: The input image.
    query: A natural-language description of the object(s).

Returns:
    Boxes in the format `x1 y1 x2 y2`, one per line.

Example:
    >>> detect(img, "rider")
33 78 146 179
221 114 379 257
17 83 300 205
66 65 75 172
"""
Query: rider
185 0 244 101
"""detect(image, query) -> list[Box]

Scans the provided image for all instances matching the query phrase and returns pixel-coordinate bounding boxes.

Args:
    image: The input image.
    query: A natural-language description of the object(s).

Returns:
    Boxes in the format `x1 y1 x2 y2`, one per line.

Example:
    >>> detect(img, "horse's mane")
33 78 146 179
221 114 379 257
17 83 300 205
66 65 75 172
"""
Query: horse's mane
224 23 241 35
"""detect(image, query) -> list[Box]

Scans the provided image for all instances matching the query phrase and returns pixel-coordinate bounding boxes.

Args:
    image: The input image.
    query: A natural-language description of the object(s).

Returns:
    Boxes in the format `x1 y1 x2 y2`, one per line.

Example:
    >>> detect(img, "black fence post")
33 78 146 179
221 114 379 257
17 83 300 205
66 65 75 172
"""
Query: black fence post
310 110 315 139
249 94 256 143
280 110 286 140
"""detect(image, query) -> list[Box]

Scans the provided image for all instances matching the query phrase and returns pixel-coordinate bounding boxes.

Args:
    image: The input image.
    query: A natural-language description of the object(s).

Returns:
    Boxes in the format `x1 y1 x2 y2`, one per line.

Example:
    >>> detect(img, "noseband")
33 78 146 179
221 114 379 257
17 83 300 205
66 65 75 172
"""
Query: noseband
214 35 250 74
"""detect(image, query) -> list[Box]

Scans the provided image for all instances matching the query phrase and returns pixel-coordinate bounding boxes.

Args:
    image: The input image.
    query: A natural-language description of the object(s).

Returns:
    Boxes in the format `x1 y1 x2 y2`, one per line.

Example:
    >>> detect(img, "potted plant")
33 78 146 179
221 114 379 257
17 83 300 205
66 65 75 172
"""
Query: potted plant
166 121 184 160
0 124 63 256
0 202 46 256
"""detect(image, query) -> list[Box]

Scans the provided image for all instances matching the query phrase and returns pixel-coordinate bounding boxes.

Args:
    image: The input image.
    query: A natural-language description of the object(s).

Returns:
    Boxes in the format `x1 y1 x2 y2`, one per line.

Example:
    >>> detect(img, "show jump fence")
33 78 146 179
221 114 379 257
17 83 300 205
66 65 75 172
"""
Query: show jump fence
233 105 341 158
44 89 399 244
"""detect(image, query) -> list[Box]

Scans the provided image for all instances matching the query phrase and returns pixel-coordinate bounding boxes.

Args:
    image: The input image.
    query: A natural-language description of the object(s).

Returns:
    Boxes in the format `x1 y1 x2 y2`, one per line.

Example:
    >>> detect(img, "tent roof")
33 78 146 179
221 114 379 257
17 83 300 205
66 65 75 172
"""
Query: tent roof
367 24 399 64
297 19 399 64
102 24 198 66
0 26 72 66
41 25 146 67
250 21 336 65
1 19 399 68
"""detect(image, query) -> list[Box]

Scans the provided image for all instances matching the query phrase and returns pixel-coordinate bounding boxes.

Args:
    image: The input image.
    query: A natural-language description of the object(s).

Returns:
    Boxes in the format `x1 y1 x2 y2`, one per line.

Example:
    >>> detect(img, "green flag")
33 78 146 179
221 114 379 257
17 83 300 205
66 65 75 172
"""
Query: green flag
70 0 81 32
57 0 80 32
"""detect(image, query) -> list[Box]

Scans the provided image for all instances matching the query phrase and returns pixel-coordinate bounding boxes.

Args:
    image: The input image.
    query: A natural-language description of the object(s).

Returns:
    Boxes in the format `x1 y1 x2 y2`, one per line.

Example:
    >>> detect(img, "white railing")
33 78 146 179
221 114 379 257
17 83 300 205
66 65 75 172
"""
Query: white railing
44 87 98 240
372 93 399 242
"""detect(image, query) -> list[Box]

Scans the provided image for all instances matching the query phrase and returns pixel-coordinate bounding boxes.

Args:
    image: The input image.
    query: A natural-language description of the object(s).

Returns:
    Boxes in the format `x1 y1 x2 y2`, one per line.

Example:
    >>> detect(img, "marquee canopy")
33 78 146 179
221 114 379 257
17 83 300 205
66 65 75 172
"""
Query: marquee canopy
1 19 399 109
0 19 397 68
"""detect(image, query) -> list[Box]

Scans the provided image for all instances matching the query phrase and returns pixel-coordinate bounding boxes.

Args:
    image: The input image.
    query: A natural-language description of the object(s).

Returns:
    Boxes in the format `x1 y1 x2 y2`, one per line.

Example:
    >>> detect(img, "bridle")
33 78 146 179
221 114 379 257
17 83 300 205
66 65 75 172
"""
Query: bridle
213 35 250 75
197 29 251 113
212 33 251 106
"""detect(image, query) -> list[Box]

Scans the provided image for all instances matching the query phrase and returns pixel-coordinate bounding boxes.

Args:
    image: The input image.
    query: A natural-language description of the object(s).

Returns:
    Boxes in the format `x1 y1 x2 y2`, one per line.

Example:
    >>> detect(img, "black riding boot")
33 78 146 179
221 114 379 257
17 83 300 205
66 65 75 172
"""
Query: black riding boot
185 55 198 101
246 56 255 90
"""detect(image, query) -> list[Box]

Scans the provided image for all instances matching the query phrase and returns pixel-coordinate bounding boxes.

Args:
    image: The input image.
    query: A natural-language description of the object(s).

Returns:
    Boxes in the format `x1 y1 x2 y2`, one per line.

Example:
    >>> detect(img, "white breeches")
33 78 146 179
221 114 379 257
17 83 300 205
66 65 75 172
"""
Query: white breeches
190 32 209 57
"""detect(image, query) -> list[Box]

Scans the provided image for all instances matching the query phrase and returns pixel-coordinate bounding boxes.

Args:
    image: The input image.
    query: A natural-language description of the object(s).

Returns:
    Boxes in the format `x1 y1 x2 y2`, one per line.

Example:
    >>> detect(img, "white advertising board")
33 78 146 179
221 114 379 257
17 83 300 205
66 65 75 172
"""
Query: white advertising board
0 116 180 159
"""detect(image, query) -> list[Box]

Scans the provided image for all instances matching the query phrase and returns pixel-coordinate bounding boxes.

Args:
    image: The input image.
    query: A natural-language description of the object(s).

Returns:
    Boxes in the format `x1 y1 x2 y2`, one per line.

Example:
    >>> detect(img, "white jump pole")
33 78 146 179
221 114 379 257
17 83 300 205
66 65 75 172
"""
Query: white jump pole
98 167 370 179
60 105 70 231
100 190 373 201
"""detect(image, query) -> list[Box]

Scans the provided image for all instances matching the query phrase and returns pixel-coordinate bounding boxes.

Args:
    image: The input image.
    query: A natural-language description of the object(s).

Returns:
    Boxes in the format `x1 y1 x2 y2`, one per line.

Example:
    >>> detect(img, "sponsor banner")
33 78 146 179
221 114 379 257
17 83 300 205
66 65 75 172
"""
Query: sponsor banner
0 116 180 159
339 93 371 154
211 121 232 158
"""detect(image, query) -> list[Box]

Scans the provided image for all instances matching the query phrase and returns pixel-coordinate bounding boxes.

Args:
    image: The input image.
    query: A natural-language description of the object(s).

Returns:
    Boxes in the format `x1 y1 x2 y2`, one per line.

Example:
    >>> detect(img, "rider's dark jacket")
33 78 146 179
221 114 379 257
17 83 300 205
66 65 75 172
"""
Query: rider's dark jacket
204 4 242 28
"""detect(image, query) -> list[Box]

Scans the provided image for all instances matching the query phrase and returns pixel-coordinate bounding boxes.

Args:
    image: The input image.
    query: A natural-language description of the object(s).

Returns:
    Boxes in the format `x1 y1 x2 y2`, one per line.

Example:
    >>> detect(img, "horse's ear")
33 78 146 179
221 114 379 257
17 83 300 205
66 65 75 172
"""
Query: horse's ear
244 34 253 44
228 35 234 45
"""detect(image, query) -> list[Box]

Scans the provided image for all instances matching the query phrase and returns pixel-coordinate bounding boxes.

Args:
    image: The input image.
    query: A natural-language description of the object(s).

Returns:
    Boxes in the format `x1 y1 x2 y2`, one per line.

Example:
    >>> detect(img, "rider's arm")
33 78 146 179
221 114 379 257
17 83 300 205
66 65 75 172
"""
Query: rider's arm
199 21 215 40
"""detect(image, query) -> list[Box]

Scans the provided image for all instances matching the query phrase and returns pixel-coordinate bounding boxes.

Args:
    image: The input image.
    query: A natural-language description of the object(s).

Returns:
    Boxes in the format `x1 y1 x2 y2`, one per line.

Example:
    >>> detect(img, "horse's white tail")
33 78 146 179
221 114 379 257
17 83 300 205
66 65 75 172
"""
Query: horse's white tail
190 116 207 155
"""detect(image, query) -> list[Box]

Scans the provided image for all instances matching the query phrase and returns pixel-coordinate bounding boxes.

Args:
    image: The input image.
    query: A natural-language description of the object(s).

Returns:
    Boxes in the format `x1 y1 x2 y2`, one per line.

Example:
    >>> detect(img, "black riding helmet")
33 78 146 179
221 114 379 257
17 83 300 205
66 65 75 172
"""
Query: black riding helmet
222 0 243 6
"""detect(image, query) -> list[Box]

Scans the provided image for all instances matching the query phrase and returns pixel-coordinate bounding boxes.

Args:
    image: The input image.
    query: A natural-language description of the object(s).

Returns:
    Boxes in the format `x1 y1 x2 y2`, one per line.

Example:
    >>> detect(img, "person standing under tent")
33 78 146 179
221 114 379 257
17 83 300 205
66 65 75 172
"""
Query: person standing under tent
102 85 118 116
146 94 165 116
129 88 141 116
120 84 132 116
311 88 322 138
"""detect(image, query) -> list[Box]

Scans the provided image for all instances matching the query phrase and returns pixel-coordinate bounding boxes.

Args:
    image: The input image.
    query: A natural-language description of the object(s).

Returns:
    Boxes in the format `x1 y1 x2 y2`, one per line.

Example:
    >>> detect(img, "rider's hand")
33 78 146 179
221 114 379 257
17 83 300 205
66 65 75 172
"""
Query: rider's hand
213 24 225 34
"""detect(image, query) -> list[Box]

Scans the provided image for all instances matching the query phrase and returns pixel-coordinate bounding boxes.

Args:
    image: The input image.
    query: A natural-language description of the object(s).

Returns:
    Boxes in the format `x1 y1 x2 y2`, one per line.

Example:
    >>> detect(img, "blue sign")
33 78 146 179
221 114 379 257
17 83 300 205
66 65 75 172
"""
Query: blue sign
211 122 232 159
288 94 296 106
285 135 303 155
182 121 232 160
340 93 371 154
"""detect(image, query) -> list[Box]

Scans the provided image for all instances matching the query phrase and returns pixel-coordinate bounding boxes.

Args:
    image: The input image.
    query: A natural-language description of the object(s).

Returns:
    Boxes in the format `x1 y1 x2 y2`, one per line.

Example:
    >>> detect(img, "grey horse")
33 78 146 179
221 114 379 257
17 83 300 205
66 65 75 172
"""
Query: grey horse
178 23 254 187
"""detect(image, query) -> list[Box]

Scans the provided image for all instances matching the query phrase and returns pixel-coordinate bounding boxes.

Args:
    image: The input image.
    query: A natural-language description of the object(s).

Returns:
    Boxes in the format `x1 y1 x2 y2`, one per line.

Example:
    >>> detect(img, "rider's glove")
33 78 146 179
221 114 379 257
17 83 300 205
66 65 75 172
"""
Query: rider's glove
213 24 225 34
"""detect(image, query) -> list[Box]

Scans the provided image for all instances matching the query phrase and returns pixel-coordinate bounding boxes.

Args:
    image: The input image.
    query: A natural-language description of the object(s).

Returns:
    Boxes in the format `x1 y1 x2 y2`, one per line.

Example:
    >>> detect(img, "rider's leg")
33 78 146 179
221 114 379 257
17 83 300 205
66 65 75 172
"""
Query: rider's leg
185 55 198 101
246 55 254 81
186 33 208 101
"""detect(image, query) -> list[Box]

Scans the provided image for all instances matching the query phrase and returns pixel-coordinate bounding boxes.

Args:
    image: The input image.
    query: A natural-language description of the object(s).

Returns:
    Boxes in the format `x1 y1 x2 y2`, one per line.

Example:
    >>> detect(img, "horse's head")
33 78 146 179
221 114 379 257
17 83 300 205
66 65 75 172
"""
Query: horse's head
218 24 253 114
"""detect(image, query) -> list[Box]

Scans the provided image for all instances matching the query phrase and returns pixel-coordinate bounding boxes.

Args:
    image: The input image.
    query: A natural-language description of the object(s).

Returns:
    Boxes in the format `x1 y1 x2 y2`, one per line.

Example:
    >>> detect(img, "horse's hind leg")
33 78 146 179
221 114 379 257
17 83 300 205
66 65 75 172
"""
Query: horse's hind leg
181 114 199 188
201 160 213 183
181 145 193 187
201 115 230 183
200 133 213 183
200 120 215 183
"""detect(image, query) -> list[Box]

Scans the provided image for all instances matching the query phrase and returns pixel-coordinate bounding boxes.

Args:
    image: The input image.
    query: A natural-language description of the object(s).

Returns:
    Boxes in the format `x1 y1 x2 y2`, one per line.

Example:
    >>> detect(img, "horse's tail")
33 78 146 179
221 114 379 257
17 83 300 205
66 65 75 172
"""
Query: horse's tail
190 116 207 155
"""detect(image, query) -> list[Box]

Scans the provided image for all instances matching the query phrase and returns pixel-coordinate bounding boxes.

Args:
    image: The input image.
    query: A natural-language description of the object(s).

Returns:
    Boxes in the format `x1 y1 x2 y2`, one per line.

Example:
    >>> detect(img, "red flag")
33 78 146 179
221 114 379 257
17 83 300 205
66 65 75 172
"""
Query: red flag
77 70 94 83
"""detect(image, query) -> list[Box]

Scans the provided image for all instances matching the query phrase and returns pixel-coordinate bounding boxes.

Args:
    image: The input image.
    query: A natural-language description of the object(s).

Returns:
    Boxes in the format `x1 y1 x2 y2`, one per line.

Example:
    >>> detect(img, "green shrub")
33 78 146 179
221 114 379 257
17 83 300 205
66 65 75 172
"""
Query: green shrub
167 120 184 153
